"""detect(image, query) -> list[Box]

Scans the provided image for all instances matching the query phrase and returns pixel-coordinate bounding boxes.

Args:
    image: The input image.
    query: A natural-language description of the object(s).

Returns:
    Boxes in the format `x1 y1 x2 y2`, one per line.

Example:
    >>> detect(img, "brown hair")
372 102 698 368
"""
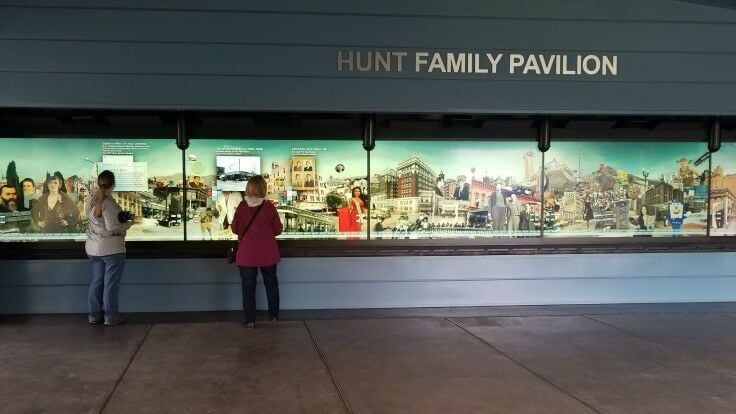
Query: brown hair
93 170 115 218
245 175 267 198
42 175 62 195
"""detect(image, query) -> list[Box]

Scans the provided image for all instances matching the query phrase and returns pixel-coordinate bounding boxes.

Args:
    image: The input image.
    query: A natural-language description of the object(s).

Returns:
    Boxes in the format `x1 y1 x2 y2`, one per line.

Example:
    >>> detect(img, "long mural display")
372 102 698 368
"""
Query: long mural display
0 137 733 241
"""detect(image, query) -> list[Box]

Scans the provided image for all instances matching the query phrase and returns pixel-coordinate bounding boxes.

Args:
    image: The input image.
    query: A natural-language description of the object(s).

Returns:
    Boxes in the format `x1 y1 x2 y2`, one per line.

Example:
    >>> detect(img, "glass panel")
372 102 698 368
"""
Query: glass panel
710 142 736 236
185 139 367 240
370 140 543 239
0 138 184 241
544 141 709 237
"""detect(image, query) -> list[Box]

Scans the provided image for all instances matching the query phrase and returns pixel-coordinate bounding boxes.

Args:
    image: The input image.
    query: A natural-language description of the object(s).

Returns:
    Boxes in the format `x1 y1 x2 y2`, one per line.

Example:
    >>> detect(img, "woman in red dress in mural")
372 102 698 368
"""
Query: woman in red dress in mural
347 186 365 232
338 186 366 233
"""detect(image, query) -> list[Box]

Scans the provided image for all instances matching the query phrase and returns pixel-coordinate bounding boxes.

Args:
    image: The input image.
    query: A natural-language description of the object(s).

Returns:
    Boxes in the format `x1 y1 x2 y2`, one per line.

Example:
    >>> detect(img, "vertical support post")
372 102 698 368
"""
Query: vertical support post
363 114 375 240
537 118 551 240
538 118 551 153
707 118 721 237
707 151 712 238
540 150 545 240
176 113 189 240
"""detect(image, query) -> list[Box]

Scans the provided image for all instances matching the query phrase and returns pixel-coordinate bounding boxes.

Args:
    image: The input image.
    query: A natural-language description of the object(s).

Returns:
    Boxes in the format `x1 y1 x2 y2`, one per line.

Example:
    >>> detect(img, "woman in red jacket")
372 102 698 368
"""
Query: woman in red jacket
231 175 283 328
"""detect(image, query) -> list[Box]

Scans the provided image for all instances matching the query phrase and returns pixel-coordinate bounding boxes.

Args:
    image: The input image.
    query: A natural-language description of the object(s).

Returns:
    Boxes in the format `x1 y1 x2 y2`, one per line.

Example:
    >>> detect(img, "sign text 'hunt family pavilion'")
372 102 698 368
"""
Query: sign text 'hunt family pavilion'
337 51 618 76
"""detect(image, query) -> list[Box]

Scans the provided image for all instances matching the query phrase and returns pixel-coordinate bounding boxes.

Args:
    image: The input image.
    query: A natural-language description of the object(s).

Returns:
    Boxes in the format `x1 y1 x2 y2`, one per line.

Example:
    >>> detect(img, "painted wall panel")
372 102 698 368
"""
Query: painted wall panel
1 8 735 53
1 1 735 113
2 72 733 114
4 41 736 84
6 253 736 287
2 253 735 314
1 1 736 314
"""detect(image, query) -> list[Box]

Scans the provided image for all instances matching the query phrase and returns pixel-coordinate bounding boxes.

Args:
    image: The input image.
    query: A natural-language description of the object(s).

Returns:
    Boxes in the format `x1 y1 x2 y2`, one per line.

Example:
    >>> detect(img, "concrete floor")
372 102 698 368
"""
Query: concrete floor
2 303 736 414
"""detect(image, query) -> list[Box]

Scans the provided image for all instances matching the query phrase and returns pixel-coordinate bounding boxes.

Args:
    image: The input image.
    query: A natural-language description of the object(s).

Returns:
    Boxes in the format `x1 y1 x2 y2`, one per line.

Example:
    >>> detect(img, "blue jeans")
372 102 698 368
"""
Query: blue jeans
239 265 279 323
88 253 126 322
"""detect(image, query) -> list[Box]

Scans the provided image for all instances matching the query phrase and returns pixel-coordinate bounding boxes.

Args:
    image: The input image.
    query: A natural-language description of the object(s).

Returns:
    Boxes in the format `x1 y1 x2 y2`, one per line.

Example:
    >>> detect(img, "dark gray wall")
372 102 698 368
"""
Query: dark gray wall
2 1 736 314
1 0 735 114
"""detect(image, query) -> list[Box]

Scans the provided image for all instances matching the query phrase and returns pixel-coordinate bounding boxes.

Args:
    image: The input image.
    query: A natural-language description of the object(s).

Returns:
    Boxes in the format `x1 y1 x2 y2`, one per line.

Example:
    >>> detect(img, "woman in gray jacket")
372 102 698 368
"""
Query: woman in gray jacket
86 170 133 326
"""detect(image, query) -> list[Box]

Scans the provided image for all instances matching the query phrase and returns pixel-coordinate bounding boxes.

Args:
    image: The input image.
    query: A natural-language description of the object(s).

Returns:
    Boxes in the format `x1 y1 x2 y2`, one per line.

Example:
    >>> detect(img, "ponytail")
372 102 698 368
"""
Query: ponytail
94 170 115 218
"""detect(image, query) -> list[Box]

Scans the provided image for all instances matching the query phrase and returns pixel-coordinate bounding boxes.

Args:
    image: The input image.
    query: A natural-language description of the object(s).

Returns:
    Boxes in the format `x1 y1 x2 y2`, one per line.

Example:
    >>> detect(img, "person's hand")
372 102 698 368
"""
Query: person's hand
60 220 68 227
37 221 46 229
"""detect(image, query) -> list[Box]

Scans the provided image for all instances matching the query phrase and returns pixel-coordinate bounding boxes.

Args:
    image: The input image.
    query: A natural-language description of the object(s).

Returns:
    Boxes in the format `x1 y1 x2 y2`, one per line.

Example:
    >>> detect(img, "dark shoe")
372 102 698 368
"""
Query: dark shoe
244 322 255 329
88 317 103 325
105 315 125 326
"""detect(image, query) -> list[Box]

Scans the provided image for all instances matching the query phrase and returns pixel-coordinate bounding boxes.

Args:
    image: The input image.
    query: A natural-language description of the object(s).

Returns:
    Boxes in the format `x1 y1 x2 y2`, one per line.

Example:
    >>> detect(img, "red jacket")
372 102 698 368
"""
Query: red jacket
231 199 283 267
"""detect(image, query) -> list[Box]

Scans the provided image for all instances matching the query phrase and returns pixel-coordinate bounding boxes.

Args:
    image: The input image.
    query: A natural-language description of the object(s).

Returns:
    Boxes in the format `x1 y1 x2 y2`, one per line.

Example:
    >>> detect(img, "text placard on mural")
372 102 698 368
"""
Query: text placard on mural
337 51 618 76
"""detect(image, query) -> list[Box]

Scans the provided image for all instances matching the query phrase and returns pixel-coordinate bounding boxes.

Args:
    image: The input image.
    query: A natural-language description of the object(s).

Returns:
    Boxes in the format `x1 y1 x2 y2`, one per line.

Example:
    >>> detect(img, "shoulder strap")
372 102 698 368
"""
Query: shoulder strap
237 202 265 241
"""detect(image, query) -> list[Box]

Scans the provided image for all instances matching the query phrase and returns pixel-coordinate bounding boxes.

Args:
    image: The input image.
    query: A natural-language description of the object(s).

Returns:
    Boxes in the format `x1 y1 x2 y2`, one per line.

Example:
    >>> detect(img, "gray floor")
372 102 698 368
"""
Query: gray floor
3 303 736 414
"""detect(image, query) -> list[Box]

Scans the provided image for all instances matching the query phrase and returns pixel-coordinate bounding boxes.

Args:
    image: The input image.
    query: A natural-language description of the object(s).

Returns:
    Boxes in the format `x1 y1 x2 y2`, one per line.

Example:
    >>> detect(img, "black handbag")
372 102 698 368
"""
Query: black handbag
228 202 264 264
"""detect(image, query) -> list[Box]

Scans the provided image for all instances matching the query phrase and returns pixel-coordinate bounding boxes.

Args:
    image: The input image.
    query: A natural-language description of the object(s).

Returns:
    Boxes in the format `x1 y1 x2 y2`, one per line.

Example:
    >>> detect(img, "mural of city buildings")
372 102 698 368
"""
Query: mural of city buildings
545 141 710 236
710 142 736 236
184 139 367 240
1 137 729 241
370 141 543 238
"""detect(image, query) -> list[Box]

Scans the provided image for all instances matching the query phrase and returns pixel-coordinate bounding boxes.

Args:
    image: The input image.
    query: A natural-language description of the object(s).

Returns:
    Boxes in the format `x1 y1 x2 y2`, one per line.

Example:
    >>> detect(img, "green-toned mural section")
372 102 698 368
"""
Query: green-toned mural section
0 137 725 241
370 140 542 239
544 141 709 237
184 139 368 240
0 138 183 241
710 142 736 236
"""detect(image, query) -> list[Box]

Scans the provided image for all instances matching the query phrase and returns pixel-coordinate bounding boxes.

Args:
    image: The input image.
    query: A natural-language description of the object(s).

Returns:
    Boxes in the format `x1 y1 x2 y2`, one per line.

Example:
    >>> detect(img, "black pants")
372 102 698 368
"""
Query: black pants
239 265 279 323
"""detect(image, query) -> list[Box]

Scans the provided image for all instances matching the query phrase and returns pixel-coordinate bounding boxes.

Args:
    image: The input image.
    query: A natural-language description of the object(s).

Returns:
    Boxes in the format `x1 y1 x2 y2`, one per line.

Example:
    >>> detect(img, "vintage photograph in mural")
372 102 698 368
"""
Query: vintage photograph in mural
185 139 367 240
543 141 709 237
215 155 260 191
0 138 184 241
370 140 542 239
710 142 736 236
291 155 317 190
